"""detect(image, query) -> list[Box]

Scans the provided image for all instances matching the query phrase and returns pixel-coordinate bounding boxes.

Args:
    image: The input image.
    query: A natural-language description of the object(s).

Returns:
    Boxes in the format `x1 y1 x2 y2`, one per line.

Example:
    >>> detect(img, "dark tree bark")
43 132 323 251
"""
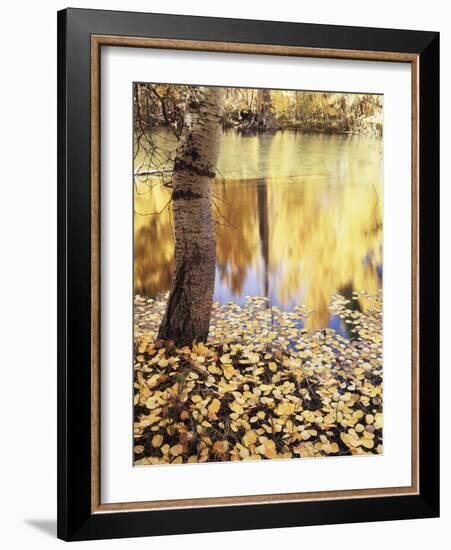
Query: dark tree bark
256 89 280 130
257 180 269 298
158 87 225 346
240 89 280 133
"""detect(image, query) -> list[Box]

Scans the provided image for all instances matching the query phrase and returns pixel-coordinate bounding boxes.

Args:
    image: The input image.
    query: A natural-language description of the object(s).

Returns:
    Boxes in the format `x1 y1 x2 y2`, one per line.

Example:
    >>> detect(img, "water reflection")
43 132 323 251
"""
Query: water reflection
134 130 382 331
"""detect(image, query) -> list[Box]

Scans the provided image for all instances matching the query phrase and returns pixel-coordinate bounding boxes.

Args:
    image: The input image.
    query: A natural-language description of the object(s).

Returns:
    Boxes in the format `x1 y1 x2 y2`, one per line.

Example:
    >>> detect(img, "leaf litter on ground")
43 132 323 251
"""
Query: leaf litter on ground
133 291 383 465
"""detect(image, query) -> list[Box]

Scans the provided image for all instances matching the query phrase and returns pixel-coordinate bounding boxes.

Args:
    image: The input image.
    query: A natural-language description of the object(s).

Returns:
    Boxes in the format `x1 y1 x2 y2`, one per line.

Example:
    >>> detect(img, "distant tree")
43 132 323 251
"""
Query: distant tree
255 89 280 130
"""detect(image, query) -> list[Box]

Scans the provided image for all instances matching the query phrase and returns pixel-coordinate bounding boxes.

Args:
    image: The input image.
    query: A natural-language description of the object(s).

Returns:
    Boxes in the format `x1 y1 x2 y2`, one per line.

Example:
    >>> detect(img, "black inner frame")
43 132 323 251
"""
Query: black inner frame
57 8 439 541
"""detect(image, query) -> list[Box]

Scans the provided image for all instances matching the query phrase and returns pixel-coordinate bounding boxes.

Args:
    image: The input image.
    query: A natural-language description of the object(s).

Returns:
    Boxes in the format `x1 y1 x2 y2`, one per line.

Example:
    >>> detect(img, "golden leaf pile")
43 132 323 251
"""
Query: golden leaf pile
133 291 383 465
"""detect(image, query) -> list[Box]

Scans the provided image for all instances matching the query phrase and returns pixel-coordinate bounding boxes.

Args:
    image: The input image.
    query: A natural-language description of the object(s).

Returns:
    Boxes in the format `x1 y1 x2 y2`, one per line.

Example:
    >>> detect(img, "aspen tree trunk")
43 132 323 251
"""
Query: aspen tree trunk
158 87 224 345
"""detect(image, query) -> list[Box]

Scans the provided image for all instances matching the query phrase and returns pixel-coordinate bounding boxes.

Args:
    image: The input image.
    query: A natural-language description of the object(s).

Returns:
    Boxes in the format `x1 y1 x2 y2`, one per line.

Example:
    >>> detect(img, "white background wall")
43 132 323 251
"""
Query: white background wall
0 0 448 547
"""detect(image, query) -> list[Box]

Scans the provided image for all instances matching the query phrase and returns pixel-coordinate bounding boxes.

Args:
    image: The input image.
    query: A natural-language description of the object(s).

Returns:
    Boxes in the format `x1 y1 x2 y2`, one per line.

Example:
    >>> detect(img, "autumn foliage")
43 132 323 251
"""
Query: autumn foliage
134 293 383 465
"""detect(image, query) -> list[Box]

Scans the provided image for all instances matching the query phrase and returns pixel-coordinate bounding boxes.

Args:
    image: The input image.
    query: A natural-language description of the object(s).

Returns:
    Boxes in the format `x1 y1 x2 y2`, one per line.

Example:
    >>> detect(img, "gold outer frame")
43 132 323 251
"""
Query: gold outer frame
90 35 419 514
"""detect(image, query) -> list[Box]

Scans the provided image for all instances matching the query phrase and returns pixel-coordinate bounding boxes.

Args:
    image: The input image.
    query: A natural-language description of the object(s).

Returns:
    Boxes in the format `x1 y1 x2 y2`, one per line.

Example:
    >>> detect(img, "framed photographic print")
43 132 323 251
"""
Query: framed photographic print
57 8 439 541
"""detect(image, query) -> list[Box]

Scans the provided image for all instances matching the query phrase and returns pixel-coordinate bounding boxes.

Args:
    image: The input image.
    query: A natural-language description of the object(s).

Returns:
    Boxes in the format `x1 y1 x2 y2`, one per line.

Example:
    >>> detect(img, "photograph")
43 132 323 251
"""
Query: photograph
50 5 440 541
132 83 384 466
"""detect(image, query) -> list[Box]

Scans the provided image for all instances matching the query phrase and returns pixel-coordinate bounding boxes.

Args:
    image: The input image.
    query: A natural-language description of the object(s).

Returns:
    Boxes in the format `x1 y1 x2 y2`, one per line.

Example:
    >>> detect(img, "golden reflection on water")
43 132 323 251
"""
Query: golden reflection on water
134 130 382 332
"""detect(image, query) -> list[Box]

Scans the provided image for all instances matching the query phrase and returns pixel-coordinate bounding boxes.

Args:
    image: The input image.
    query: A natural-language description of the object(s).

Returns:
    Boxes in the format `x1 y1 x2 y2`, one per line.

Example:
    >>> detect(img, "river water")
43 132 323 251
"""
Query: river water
134 130 382 332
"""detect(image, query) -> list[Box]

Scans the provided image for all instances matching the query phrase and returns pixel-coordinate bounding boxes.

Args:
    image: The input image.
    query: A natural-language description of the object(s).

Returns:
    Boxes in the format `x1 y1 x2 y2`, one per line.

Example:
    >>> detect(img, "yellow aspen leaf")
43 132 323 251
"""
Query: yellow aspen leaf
374 413 383 429
222 364 235 380
350 447 363 455
208 365 221 374
340 432 360 448
151 434 163 448
170 444 184 456
220 354 232 364
191 395 202 403
275 402 295 416
302 410 315 422
208 398 221 414
239 447 250 459
230 401 244 415
137 339 149 353
262 440 277 458
242 431 257 446
360 438 375 449
146 374 160 388
134 457 151 466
